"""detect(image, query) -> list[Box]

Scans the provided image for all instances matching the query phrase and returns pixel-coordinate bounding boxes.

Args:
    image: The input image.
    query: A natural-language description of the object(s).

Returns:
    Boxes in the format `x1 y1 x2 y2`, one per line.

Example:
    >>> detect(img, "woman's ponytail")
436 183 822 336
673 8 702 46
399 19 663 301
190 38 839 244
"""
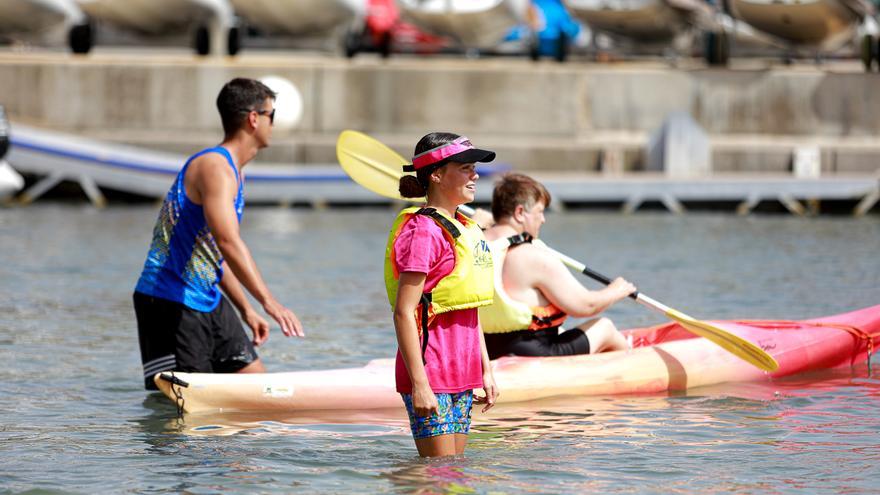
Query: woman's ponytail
399 175 426 198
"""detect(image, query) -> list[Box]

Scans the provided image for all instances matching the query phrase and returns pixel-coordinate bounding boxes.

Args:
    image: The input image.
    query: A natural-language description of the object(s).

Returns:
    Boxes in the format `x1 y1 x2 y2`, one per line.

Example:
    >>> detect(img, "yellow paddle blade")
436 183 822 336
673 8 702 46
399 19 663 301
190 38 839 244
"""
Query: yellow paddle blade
336 130 421 202
666 309 779 372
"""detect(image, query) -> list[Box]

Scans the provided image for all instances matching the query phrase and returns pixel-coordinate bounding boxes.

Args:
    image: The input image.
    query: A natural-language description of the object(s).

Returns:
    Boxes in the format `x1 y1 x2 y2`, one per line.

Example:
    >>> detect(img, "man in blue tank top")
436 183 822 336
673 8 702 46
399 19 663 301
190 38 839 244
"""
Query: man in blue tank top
133 78 304 390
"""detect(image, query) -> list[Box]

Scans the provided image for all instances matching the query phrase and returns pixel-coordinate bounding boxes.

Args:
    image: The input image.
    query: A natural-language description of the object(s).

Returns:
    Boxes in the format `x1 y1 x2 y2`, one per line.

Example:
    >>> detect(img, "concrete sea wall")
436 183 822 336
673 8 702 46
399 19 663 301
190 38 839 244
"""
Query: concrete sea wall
1 53 878 174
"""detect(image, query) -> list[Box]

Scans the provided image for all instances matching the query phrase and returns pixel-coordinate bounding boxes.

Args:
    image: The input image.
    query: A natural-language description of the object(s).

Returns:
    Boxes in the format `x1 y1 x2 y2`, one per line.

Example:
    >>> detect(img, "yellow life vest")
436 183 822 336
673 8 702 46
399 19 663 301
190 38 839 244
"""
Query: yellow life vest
479 235 568 334
384 206 494 319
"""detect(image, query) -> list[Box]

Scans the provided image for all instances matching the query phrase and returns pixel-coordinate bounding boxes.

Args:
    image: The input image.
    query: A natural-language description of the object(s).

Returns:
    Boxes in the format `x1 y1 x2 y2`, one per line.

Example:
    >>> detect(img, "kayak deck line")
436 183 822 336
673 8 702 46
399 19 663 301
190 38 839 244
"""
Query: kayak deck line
727 319 879 372
154 305 880 415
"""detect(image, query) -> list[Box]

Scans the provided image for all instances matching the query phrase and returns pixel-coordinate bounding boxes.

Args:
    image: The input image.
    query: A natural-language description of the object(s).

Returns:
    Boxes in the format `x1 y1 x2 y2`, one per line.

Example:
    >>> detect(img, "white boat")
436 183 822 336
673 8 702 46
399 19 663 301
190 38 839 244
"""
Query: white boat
74 0 237 55
564 0 787 64
564 0 711 43
726 0 873 51
0 0 92 53
5 123 377 207
229 0 366 37
0 107 23 200
397 0 531 50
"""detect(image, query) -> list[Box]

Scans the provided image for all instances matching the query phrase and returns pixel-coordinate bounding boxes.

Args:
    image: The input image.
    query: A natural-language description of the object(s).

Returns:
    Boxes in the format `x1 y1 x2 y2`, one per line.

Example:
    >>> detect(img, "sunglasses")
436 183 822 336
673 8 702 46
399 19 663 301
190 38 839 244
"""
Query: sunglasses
243 108 275 125
255 108 275 125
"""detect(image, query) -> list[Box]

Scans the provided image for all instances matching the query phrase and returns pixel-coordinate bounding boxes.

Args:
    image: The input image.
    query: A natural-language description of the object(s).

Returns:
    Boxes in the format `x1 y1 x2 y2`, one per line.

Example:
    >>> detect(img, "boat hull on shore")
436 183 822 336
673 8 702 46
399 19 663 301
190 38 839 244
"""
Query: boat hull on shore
229 0 366 36
727 0 871 50
397 0 529 49
564 0 707 42
76 0 233 35
156 305 880 414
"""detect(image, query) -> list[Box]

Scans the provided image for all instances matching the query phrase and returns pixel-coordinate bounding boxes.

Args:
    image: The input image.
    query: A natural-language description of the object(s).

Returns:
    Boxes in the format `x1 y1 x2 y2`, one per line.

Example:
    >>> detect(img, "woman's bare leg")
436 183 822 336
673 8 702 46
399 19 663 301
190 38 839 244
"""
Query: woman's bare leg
415 433 458 457
453 433 468 455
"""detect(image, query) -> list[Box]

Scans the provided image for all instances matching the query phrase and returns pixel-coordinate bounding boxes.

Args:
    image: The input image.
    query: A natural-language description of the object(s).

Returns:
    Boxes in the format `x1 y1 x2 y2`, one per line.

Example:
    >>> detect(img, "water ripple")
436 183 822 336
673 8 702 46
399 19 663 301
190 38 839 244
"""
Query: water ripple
1 207 879 494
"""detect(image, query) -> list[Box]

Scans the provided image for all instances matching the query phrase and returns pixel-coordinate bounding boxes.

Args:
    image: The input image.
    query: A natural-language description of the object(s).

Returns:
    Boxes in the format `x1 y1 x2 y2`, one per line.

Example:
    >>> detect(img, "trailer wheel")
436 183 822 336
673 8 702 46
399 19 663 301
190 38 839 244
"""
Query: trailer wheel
555 32 568 63
872 38 880 70
860 35 874 71
194 25 210 56
69 23 93 54
378 30 392 59
528 32 540 61
344 28 361 59
0 106 9 160
716 31 730 66
228 26 241 56
704 31 729 66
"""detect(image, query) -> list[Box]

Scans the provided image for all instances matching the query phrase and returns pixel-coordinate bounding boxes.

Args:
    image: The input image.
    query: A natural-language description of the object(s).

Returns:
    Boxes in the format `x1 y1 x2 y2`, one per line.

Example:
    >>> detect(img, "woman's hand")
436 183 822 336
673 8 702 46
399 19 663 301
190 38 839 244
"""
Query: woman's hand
475 372 499 413
412 384 439 418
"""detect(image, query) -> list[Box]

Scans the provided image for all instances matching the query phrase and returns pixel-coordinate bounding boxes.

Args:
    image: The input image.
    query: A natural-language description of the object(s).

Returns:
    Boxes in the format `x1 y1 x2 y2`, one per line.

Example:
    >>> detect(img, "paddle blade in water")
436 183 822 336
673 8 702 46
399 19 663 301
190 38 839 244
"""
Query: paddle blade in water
667 310 779 372
336 130 413 201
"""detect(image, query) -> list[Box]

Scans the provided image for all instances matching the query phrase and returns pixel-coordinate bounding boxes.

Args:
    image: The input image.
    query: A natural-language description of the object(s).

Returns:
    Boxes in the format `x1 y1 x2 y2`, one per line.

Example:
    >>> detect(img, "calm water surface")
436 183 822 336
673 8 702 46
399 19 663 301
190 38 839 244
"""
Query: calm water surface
1 205 878 494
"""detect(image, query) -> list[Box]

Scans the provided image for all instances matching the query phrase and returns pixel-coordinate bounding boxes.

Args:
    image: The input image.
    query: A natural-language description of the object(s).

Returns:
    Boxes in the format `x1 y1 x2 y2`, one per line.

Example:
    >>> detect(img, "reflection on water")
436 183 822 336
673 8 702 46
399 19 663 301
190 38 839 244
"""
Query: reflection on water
1 206 879 493
125 367 880 494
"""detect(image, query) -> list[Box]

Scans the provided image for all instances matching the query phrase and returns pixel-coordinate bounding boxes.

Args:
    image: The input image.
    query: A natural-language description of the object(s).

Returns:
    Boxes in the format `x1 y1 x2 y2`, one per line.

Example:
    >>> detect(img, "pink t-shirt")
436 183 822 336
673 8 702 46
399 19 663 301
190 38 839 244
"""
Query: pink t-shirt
391 214 484 394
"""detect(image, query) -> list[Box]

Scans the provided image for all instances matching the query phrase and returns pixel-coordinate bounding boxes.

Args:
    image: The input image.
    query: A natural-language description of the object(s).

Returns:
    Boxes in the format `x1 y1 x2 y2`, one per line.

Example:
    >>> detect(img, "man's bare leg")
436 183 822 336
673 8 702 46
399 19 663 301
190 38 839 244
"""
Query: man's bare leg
578 318 628 353
237 358 266 373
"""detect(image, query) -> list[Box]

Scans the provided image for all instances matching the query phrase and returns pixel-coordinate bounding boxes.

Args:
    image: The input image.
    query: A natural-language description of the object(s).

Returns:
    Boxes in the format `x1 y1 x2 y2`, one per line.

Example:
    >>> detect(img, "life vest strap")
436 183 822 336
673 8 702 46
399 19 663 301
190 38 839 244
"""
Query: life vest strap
415 208 461 239
506 233 533 247
530 310 568 330
418 292 432 364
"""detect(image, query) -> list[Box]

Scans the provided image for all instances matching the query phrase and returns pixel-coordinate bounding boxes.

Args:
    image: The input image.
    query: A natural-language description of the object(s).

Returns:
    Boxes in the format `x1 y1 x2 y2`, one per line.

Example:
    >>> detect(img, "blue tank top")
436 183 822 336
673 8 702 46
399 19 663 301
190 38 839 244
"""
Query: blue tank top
134 147 244 311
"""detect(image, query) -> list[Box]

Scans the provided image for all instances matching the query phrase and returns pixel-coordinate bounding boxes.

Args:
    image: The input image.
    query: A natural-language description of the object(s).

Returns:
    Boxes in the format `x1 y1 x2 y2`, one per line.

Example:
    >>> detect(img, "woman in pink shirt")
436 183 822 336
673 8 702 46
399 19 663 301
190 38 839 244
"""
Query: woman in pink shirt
383 132 500 457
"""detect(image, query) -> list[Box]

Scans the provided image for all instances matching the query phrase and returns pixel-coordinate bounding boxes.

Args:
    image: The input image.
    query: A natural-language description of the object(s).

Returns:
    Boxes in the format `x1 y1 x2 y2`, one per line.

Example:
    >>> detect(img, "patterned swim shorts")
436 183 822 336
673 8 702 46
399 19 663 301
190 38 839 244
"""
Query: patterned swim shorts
400 390 474 440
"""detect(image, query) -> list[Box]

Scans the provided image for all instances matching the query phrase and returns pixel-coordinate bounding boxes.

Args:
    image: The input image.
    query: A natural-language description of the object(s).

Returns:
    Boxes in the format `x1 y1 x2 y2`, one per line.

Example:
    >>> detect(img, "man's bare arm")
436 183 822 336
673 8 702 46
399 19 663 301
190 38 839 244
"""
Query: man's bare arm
194 155 303 337
515 245 635 318
219 261 270 345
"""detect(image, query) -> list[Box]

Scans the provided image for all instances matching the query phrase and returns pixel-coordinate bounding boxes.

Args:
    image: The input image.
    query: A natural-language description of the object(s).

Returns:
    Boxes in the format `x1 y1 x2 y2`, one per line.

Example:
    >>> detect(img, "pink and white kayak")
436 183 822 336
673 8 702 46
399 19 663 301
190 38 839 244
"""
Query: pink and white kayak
155 305 880 414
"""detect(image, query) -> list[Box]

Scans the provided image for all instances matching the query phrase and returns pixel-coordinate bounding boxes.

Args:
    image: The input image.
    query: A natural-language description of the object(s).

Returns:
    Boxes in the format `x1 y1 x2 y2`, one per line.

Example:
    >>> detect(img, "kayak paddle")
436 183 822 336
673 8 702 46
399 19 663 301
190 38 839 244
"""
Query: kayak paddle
335 130 779 373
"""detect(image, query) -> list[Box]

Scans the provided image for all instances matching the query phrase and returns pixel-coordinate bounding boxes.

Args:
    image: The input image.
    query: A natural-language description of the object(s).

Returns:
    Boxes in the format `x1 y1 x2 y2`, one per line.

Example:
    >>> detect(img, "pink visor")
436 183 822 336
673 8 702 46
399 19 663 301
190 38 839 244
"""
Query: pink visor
404 136 495 172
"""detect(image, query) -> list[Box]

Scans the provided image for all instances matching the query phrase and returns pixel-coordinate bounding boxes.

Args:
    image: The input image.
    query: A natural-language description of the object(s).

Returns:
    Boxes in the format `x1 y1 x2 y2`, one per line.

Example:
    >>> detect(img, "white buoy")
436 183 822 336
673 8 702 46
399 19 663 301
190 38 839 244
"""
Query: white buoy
259 75 303 131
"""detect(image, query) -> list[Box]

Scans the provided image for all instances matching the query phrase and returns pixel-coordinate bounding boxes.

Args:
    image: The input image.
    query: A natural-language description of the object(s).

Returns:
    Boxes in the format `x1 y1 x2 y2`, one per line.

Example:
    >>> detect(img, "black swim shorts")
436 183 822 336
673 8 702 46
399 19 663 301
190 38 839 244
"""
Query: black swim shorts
133 292 258 390
484 327 589 360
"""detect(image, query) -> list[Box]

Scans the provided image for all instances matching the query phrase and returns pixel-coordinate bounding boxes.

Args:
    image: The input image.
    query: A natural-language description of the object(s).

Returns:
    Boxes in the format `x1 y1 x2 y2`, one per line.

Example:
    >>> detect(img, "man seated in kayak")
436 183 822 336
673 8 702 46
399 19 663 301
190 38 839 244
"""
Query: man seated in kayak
133 78 304 390
477 173 635 359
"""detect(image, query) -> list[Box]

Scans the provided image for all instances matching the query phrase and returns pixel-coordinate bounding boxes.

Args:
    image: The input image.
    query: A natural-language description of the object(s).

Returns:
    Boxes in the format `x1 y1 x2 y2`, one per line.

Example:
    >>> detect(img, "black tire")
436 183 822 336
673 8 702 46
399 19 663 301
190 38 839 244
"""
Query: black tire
704 31 729 66
69 23 93 54
704 32 717 65
874 38 880 70
555 31 568 63
860 35 873 70
528 32 540 61
716 31 730 66
194 25 210 56
378 30 392 59
872 35 880 72
344 29 361 59
0 106 9 160
227 26 241 56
